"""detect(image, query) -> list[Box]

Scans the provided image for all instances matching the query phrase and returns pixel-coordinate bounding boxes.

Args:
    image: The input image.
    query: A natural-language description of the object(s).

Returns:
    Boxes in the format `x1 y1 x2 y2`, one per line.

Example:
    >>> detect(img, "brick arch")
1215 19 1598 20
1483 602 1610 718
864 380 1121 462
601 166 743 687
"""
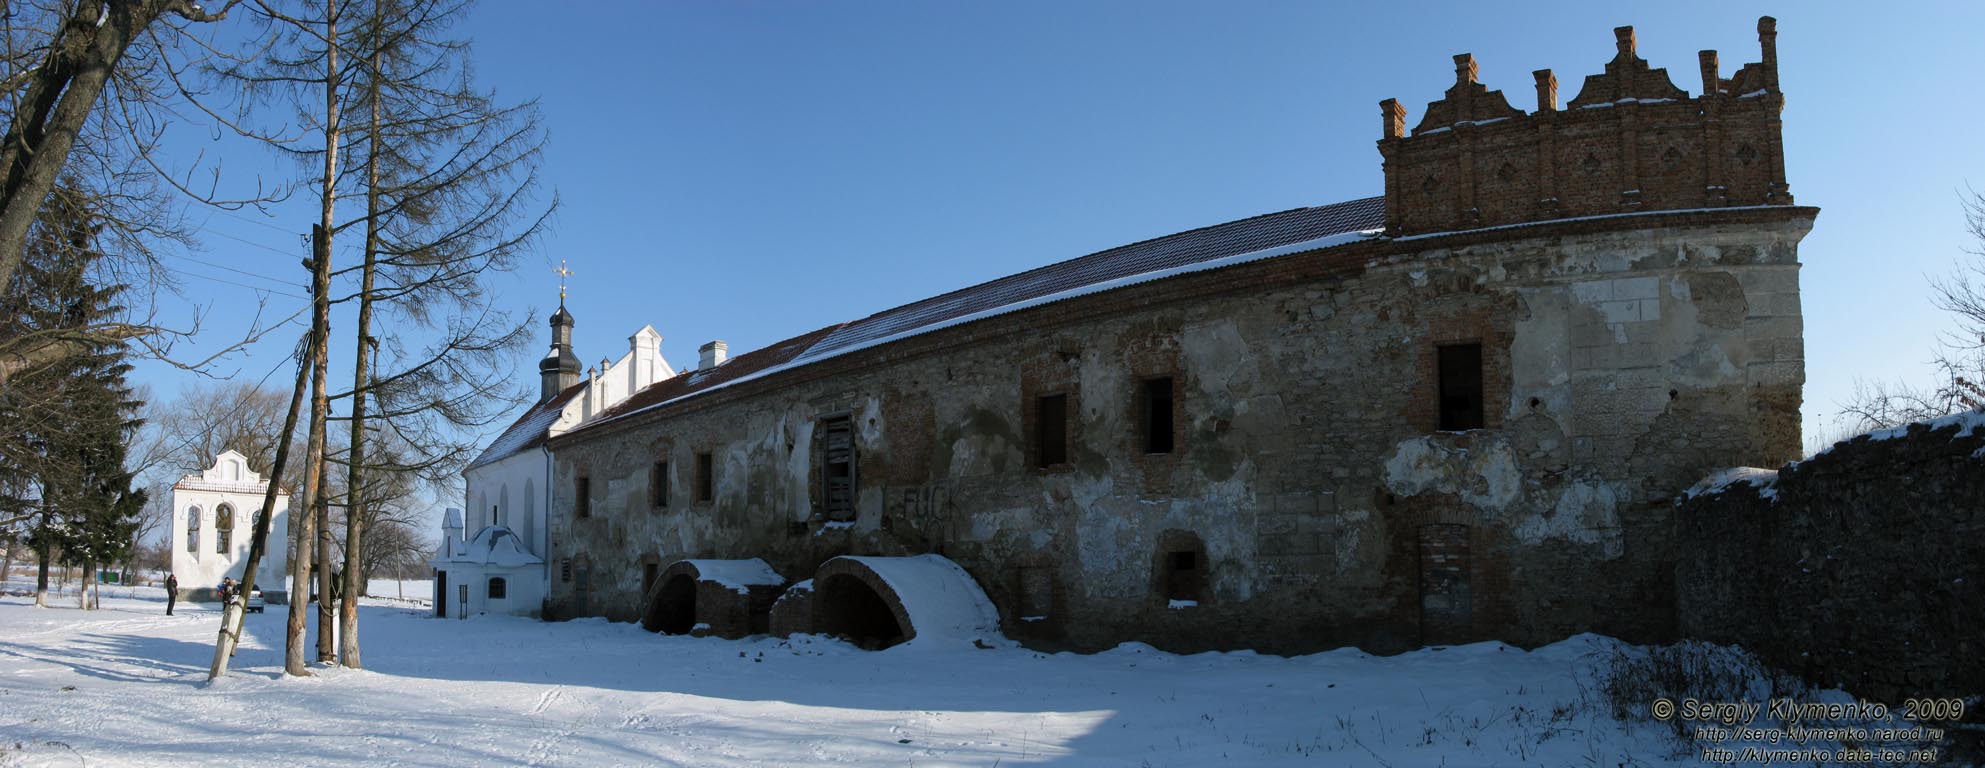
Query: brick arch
640 560 710 634
811 558 915 650
640 559 785 638
807 555 1001 651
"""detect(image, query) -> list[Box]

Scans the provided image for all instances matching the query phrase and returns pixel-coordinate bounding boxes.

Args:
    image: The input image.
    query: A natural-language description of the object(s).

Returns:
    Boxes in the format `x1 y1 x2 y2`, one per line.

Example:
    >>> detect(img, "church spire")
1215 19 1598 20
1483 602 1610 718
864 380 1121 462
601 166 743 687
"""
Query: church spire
539 260 581 402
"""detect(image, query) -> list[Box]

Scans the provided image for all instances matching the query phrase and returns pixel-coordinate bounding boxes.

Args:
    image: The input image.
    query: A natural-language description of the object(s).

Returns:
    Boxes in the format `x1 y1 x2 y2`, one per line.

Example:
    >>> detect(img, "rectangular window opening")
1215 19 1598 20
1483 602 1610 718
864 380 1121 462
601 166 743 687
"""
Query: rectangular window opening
1164 550 1203 602
650 461 669 509
1140 376 1175 454
575 476 592 518
1437 343 1485 431
694 452 714 503
821 415 856 521
1035 393 1068 468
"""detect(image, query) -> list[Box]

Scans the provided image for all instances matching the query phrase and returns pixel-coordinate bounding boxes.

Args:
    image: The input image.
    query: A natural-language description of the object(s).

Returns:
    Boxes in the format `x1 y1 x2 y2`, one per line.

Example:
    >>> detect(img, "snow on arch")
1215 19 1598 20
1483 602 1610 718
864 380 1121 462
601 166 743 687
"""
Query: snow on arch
642 558 786 637
811 555 1003 650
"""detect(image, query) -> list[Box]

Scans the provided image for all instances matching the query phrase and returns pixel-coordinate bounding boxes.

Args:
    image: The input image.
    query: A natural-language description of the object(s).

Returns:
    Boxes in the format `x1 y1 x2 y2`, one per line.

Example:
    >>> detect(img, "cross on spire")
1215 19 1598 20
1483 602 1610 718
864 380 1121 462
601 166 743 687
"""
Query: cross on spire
553 259 574 306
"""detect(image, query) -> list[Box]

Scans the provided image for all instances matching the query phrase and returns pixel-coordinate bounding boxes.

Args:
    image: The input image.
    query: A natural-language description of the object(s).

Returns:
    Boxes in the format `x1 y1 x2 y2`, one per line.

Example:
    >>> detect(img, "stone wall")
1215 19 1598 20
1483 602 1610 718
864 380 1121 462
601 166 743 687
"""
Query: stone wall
1675 413 1985 702
543 208 1811 654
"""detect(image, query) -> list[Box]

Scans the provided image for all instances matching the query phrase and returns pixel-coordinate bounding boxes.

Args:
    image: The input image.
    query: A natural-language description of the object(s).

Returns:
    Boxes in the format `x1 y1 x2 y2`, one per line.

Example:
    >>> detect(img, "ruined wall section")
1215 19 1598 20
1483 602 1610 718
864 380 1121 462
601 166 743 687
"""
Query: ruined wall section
546 210 1812 654
1676 414 1985 703
1380 18 1792 236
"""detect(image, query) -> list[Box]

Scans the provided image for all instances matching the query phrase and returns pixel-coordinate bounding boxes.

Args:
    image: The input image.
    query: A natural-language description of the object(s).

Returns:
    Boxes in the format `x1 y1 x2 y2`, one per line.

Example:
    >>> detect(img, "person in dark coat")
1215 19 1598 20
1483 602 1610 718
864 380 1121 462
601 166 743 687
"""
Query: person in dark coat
218 577 236 606
165 573 178 615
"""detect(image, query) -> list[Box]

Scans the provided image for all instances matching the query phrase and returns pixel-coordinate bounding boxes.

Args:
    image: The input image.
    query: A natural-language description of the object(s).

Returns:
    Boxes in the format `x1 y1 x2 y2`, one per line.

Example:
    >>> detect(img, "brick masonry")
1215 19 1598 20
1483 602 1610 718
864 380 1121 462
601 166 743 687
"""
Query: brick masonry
1380 18 1790 236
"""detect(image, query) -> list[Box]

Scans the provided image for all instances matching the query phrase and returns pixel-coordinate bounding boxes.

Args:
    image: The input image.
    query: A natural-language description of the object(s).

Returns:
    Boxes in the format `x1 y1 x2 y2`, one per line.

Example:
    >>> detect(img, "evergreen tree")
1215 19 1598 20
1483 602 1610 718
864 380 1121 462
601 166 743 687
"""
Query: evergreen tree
0 186 146 608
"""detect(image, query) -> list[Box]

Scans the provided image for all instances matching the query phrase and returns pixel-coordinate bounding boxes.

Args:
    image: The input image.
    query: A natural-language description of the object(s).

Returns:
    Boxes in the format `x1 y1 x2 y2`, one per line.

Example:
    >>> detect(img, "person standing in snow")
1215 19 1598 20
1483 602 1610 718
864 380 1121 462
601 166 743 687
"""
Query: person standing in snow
165 574 178 615
218 577 235 606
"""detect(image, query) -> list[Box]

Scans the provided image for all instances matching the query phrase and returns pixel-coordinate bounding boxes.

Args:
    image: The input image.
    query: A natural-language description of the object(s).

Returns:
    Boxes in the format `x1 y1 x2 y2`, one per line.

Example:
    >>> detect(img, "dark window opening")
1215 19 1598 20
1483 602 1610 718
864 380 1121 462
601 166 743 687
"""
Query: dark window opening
815 574 906 650
1035 393 1068 468
487 577 507 600
821 415 856 521
650 461 669 509
214 505 233 554
1139 376 1175 454
1158 534 1208 604
561 559 572 583
694 452 714 503
1437 343 1485 431
643 574 697 634
575 476 592 518
1017 566 1054 619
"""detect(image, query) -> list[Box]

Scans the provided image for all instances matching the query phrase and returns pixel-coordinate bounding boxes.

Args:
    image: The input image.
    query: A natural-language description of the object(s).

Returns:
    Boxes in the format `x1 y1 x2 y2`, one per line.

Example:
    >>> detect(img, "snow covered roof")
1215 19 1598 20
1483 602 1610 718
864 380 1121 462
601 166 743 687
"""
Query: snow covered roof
467 382 585 471
436 526 542 568
795 197 1384 362
577 197 1384 432
680 558 785 595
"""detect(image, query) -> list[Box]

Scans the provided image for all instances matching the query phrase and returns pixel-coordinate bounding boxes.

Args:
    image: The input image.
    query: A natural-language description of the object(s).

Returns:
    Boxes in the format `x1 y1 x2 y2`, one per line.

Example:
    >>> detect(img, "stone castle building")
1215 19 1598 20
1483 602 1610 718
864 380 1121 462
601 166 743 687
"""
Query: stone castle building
467 18 1814 653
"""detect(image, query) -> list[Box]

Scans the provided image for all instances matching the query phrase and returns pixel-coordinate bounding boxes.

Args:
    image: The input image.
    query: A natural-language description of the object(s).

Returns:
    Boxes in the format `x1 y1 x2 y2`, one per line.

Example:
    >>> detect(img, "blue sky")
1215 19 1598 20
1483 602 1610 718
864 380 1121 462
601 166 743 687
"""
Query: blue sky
137 1 1985 487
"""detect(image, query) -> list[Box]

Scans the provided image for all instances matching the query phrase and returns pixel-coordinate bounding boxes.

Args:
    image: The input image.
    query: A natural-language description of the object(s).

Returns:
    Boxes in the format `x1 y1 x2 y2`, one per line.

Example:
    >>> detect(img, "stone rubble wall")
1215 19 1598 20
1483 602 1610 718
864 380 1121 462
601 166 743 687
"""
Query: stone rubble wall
1675 413 1985 701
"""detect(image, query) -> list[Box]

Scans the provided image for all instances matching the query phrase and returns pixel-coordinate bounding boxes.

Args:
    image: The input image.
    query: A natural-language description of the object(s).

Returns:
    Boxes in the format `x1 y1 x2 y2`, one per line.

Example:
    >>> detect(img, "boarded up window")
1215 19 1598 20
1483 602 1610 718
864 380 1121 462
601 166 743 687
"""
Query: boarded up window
650 461 669 509
1035 393 1068 468
1139 376 1175 454
575 476 591 518
1437 343 1485 431
1419 523 1472 645
695 452 714 503
821 415 856 521
560 558 572 583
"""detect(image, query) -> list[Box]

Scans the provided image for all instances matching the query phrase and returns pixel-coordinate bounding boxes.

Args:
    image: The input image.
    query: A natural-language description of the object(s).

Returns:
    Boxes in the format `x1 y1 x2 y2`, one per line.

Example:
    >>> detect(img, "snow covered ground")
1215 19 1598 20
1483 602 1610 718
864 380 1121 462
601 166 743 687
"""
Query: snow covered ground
0 583 1842 767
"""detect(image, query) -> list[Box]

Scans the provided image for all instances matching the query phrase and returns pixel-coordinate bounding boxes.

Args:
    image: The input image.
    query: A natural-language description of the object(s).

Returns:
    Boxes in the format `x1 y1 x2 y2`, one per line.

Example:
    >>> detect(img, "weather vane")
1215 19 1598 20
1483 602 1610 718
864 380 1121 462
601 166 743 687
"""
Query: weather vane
554 258 574 306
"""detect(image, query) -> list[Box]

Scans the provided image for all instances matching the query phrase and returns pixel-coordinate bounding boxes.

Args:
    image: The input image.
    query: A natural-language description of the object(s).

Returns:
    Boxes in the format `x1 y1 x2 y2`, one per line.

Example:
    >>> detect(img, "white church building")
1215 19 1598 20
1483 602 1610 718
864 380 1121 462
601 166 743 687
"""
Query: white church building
437 303 687 617
170 450 291 600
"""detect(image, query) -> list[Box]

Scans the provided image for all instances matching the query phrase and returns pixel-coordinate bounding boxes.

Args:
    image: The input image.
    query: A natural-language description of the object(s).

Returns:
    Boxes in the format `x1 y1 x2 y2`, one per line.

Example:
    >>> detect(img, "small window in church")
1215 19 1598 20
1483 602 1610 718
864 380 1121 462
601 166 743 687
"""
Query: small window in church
694 452 714 503
1437 343 1485 431
650 461 669 509
185 508 200 555
820 416 856 521
561 559 572 583
488 577 507 600
1035 393 1068 468
215 504 234 554
1138 377 1175 454
575 476 591 518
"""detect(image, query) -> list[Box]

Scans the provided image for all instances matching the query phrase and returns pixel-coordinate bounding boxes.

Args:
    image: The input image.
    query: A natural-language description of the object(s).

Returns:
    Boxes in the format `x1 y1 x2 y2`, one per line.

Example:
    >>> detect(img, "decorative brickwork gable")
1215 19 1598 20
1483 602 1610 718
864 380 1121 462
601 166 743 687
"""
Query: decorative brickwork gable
1379 17 1792 236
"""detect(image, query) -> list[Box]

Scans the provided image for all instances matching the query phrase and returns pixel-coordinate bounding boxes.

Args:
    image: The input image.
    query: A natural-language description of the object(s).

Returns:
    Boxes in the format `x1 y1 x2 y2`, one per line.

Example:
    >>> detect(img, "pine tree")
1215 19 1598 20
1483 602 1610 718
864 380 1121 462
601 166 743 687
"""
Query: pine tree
0 186 146 608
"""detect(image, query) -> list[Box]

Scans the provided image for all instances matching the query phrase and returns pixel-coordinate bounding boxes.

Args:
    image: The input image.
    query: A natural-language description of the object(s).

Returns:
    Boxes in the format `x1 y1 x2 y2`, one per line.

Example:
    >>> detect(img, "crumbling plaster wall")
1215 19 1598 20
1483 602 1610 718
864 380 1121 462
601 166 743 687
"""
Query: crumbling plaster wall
547 215 1810 654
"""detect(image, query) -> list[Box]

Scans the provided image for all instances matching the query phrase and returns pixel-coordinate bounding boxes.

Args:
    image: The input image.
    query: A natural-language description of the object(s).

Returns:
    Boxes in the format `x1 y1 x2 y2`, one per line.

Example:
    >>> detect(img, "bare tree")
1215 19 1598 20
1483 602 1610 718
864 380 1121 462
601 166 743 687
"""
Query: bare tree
327 0 545 668
0 0 315 389
1838 188 1985 433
